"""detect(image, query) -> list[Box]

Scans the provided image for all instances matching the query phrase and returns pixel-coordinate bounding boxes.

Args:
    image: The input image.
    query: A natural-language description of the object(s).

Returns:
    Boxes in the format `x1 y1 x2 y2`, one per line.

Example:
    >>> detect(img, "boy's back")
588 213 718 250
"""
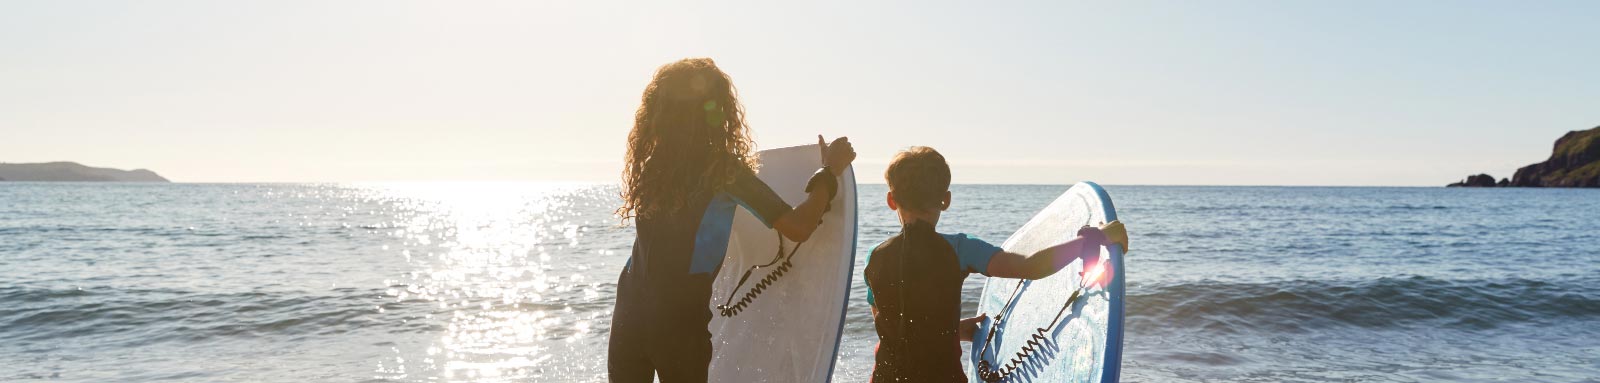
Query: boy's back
864 145 1128 383
864 220 968 383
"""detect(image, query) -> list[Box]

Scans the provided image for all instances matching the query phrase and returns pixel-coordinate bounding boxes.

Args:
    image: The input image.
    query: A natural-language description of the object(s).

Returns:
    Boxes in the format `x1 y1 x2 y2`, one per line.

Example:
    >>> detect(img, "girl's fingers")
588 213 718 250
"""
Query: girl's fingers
817 135 828 161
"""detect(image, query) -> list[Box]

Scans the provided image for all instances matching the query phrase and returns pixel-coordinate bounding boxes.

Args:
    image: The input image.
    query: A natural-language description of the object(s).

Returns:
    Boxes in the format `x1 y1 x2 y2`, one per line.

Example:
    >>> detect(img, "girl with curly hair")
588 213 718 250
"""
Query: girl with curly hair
608 58 855 382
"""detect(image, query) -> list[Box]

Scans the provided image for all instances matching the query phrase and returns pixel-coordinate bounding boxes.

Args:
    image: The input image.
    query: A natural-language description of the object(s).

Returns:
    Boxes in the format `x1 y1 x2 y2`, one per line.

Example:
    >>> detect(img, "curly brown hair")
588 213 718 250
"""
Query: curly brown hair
617 58 757 221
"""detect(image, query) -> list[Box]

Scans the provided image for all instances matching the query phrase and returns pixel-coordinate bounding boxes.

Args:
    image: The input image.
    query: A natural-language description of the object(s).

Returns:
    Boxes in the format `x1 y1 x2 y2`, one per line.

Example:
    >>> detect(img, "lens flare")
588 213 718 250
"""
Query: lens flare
1081 259 1108 289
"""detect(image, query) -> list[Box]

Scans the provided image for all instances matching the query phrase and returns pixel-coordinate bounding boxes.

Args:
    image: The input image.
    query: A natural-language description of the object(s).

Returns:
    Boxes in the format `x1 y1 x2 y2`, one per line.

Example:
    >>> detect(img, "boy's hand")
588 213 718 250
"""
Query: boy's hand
1075 220 1126 288
1099 220 1129 253
1100 219 1126 253
818 135 856 177
1078 220 1129 253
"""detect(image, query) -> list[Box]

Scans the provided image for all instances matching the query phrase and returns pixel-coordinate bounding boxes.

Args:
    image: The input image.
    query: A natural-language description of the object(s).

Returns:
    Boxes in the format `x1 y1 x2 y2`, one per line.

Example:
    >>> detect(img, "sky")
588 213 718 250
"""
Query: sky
2 1 1597 185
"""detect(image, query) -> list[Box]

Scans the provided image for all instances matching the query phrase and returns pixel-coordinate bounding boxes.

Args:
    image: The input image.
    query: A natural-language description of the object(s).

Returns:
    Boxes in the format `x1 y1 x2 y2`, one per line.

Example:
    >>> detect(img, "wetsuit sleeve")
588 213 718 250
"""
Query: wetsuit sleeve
723 168 793 229
863 243 877 306
942 233 1002 275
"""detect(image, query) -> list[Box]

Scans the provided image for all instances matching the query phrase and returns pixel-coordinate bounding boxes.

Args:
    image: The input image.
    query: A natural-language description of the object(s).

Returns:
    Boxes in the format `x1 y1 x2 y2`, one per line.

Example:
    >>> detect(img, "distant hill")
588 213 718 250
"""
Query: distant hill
1449 125 1600 188
0 162 170 182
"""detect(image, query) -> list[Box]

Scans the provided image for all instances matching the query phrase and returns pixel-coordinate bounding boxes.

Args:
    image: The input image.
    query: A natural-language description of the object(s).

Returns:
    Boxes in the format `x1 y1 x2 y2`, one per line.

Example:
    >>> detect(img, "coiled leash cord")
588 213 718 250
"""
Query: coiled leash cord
974 262 1108 383
716 165 838 318
715 230 809 317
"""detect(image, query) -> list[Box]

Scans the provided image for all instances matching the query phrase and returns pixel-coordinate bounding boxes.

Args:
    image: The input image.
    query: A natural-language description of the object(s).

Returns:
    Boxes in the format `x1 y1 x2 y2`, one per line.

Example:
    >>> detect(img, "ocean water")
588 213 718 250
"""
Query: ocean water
2 183 1598 382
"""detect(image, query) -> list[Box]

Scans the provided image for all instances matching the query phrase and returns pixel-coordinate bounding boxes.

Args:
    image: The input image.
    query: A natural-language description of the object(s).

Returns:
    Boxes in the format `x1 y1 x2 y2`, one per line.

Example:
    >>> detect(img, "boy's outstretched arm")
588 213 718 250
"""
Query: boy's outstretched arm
984 221 1127 280
774 135 855 242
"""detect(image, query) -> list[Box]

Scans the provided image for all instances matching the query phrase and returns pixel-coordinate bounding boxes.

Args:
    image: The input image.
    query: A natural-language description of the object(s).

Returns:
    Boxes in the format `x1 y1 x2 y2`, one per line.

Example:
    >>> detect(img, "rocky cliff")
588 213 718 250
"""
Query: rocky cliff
1449 125 1600 188
0 162 170 182
1509 126 1600 187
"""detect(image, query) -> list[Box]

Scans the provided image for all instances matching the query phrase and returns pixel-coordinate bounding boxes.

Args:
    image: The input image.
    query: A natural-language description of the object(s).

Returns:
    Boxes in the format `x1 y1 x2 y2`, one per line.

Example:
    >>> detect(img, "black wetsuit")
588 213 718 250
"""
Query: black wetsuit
864 220 970 383
607 169 792 382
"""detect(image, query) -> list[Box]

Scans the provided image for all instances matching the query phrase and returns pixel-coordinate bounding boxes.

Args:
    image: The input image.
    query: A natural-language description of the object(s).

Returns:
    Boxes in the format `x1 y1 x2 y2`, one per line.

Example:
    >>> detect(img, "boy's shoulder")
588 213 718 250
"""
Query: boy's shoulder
865 230 986 258
938 231 977 243
865 236 893 260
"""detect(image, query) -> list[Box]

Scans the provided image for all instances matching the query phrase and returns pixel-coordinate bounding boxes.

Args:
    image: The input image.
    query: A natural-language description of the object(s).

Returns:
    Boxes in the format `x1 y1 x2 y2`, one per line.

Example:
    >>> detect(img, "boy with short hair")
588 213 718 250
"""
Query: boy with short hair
863 146 1127 382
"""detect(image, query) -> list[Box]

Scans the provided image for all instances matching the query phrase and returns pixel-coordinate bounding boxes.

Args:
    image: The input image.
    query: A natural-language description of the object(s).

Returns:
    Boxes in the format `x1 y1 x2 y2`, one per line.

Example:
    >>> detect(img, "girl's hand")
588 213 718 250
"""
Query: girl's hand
818 135 856 176
959 314 989 342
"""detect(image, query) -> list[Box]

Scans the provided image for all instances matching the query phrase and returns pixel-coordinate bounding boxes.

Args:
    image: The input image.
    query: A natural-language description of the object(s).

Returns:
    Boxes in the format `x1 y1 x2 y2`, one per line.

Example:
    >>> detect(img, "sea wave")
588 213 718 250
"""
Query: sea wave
0 286 411 346
0 282 616 348
1127 275 1600 334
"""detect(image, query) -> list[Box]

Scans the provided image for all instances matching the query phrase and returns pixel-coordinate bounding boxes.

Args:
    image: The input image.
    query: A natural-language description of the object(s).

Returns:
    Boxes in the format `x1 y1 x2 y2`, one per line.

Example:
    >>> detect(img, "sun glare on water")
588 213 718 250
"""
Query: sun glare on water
358 182 617 382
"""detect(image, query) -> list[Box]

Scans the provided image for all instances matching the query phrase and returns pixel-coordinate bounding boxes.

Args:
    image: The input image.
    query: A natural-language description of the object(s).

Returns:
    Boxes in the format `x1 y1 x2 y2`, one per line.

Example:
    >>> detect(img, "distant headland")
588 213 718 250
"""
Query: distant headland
1449 125 1600 188
0 162 170 182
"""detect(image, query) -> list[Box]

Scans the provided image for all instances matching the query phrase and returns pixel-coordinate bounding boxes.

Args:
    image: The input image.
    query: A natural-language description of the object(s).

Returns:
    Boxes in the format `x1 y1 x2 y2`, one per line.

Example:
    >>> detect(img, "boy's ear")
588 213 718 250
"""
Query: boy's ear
885 191 898 211
940 190 952 211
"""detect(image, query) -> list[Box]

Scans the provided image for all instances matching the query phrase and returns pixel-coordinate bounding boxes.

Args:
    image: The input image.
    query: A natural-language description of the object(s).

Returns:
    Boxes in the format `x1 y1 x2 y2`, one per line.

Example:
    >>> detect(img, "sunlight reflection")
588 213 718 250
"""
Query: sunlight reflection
358 182 613 382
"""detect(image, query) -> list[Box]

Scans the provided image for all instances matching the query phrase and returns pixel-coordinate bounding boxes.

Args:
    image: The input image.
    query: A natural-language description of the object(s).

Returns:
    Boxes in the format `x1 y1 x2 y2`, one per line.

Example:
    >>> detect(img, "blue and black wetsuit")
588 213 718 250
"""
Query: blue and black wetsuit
863 220 1001 382
608 168 793 382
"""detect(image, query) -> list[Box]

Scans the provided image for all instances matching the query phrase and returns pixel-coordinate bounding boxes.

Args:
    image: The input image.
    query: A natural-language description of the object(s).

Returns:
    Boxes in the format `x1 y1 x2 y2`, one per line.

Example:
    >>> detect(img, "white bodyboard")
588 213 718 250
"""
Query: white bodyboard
970 182 1125 383
708 144 857 383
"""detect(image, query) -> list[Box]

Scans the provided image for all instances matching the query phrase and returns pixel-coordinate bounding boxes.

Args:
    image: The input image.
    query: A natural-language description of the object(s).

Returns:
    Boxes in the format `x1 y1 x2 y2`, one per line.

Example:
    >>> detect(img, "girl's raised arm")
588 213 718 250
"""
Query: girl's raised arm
774 135 855 242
